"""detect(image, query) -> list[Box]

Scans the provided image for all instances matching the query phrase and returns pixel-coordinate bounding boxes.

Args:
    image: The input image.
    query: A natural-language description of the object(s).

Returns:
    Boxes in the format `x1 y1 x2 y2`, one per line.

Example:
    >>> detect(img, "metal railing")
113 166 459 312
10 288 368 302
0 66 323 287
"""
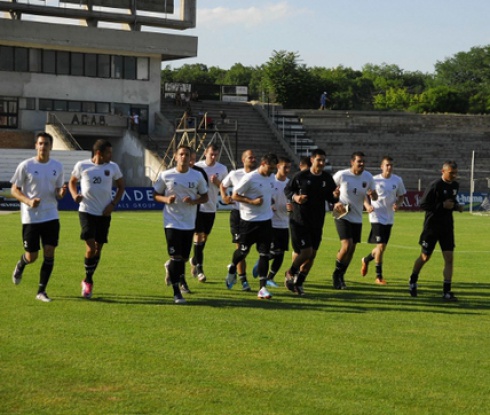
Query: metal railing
46 113 83 150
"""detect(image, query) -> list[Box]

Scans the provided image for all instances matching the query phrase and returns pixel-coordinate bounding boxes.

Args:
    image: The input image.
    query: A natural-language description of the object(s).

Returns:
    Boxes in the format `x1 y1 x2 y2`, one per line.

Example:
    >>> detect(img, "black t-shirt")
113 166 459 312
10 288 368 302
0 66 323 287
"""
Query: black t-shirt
284 169 338 229
420 178 459 229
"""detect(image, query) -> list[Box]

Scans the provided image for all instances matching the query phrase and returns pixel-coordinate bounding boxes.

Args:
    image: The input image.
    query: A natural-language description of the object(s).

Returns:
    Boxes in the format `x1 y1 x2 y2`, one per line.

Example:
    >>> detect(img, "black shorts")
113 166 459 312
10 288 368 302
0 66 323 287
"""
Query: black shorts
368 223 392 244
229 209 240 243
22 219 60 252
195 211 216 234
290 222 323 253
79 212 111 244
335 219 362 244
165 228 194 258
419 224 455 255
271 227 289 252
238 219 272 255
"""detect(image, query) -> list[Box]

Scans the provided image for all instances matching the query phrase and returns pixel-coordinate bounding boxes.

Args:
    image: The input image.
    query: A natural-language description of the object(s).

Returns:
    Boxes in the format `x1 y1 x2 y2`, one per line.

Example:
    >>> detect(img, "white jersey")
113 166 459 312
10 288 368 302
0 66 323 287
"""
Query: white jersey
153 167 208 230
71 159 123 216
234 170 275 222
11 157 64 224
333 169 375 224
272 176 289 229
221 168 246 211
369 173 406 225
194 160 228 213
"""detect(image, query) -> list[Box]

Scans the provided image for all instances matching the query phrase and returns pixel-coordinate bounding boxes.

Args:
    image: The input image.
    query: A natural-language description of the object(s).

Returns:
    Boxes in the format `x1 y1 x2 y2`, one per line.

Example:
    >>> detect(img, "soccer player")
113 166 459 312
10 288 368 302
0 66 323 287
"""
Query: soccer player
331 151 377 290
69 139 125 299
408 160 463 301
190 144 228 282
220 149 257 291
10 132 67 302
360 156 406 285
153 145 208 304
225 153 278 299
284 149 339 295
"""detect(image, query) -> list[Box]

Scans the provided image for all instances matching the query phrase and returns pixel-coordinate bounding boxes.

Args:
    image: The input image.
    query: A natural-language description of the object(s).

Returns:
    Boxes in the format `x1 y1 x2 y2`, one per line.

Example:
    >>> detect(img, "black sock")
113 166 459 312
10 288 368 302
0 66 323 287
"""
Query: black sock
295 272 307 286
365 253 375 263
443 281 451 294
270 252 284 277
84 257 97 284
39 257 54 293
193 242 205 267
375 263 382 279
410 273 419 284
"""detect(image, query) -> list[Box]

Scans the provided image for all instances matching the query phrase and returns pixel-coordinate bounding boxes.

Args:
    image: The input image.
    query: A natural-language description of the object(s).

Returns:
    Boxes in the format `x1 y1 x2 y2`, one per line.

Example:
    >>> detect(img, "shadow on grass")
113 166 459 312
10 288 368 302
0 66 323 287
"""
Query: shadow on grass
54 279 490 316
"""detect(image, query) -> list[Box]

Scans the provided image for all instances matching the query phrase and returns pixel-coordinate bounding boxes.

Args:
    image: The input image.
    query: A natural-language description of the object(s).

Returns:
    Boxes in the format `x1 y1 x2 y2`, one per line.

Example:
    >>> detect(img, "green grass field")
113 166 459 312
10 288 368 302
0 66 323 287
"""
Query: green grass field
1 210 490 415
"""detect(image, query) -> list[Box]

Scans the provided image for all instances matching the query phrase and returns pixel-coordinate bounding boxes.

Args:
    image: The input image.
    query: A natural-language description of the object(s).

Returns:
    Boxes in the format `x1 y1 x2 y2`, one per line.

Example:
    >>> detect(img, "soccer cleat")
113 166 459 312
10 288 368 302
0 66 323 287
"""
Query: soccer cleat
284 278 295 293
173 293 186 304
35 292 52 303
241 281 251 291
252 260 259 278
340 275 347 289
294 285 305 296
81 280 93 299
375 277 387 285
12 262 24 285
361 257 368 277
189 257 198 278
409 283 418 297
266 279 279 288
442 291 458 302
197 272 207 283
257 287 272 299
164 260 171 286
225 264 237 289
180 282 191 294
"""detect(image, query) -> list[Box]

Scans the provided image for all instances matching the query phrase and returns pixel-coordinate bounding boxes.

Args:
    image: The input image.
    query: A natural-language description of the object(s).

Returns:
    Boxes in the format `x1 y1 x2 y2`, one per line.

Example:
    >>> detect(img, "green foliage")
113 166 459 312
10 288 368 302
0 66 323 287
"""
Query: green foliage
2 211 490 414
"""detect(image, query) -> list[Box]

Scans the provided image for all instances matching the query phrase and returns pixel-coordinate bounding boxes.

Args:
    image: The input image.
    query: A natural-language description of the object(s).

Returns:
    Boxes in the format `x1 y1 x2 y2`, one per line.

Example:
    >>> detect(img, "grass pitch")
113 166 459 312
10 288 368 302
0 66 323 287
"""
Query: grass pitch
1 211 490 414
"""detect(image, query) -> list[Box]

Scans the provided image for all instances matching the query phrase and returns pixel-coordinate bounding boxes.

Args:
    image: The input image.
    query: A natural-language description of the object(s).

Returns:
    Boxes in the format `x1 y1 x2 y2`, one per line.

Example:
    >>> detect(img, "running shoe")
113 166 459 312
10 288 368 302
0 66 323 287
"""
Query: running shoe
361 257 368 277
442 291 458 302
294 285 305 296
189 257 198 277
332 274 342 290
266 279 279 288
409 283 418 297
12 261 24 285
241 281 251 291
174 293 186 304
225 264 237 289
36 292 52 303
375 277 387 285
81 280 93 299
257 287 272 299
164 260 171 286
180 281 191 294
252 260 259 278
197 272 207 283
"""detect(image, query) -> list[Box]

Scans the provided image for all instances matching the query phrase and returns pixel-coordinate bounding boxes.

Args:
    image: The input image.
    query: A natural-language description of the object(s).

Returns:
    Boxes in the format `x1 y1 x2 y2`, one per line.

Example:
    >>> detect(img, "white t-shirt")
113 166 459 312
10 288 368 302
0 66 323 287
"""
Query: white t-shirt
153 167 208 230
272 176 289 229
221 168 246 211
234 170 275 222
333 169 375 224
11 157 64 224
194 160 228 213
71 159 123 216
369 173 406 225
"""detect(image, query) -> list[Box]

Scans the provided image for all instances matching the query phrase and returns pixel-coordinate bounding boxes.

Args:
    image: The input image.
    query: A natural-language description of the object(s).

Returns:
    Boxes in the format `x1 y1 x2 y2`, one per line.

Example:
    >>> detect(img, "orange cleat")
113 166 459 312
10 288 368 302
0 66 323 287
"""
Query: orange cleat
375 278 387 285
361 257 368 277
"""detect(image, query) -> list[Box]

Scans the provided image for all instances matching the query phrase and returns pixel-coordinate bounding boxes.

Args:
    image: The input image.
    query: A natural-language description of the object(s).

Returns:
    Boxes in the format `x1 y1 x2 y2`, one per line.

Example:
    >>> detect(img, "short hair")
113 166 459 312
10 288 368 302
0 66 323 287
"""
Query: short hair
205 143 220 152
278 156 291 164
175 145 191 155
36 132 53 145
443 160 458 169
299 156 312 168
351 151 365 160
261 153 278 165
311 148 326 158
381 156 393 163
93 139 112 154
241 149 254 159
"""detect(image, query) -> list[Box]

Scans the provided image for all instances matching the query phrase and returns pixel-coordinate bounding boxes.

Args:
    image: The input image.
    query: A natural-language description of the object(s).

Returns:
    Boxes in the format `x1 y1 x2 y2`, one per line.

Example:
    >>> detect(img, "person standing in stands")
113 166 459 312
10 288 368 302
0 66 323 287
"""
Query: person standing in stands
189 144 228 283
408 160 463 301
220 149 257 291
360 156 406 285
154 145 208 304
69 139 125 299
11 132 67 302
